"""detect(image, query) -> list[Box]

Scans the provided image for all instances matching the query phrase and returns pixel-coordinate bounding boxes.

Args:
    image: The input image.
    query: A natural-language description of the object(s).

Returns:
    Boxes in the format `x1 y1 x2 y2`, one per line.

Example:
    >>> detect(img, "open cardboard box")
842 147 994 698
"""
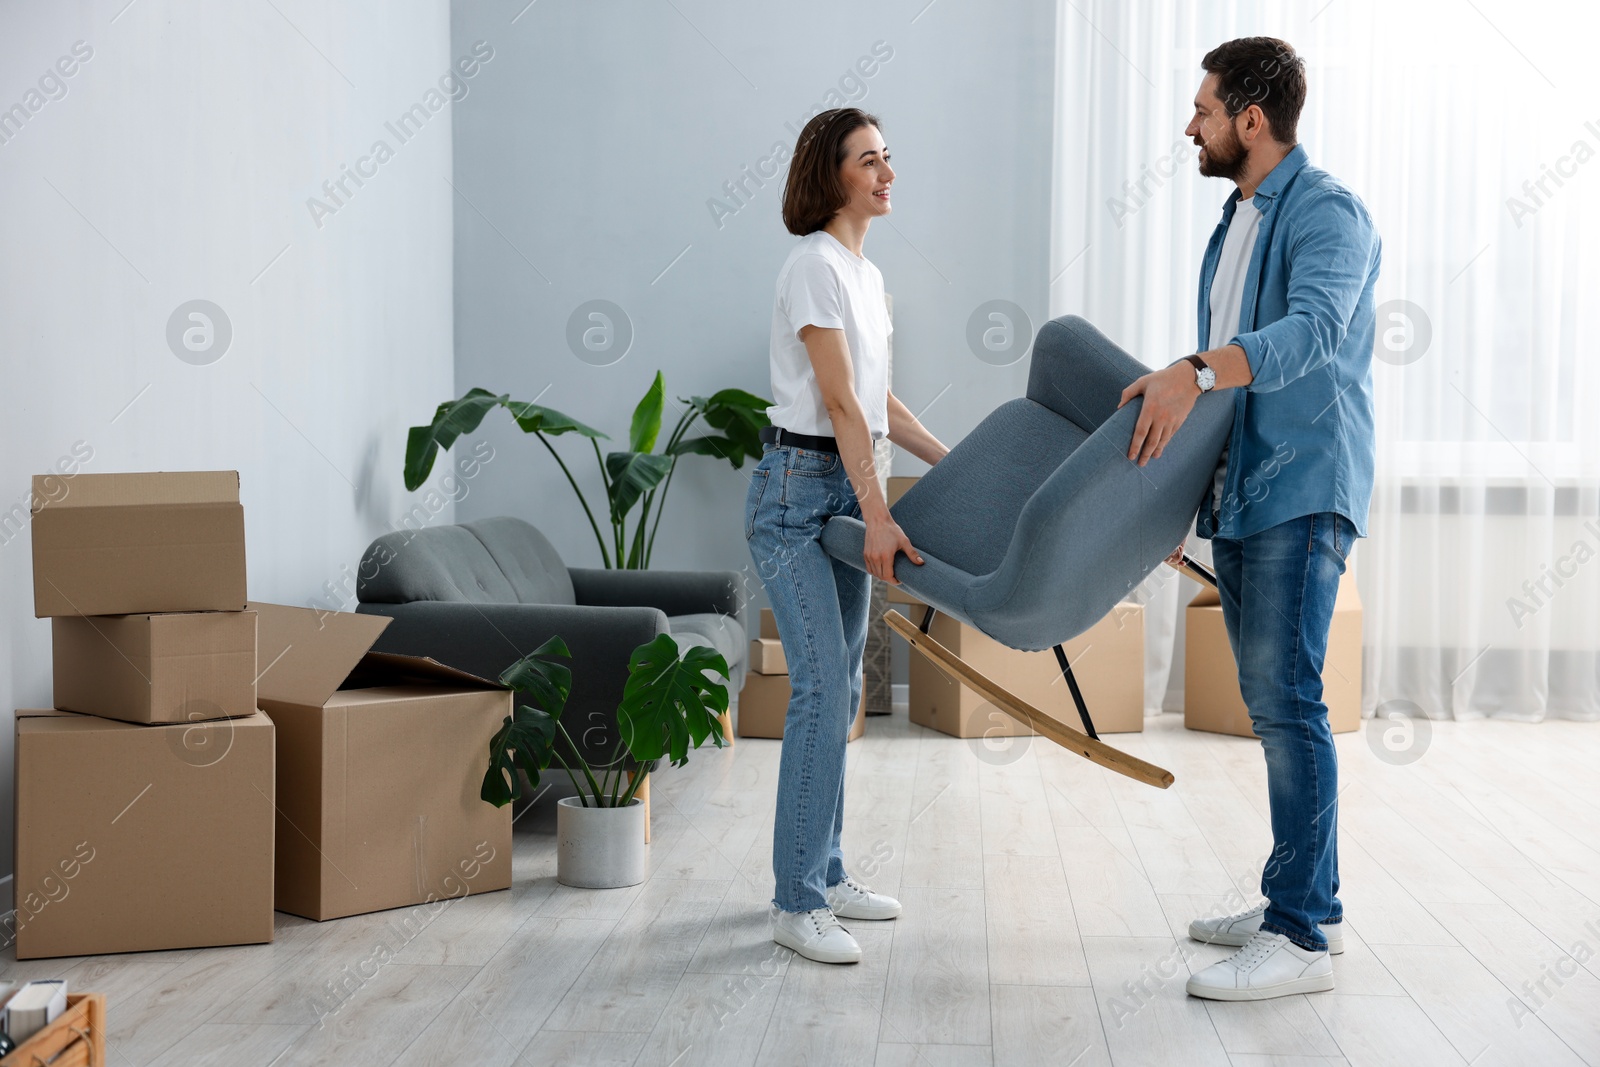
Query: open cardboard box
1184 568 1363 737
251 602 513 921
12 708 275 959
906 601 1145 738
31 471 246 617
52 609 257 724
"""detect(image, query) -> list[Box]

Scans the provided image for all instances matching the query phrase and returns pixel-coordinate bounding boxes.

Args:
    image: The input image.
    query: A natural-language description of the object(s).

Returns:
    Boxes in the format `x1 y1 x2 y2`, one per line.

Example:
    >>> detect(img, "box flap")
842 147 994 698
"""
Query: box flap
250 601 391 707
344 651 506 691
15 708 72 721
33 470 239 513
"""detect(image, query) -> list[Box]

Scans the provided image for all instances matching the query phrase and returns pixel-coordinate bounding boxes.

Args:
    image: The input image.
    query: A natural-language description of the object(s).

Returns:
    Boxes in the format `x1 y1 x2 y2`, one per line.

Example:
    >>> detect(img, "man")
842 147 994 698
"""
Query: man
1119 36 1381 1000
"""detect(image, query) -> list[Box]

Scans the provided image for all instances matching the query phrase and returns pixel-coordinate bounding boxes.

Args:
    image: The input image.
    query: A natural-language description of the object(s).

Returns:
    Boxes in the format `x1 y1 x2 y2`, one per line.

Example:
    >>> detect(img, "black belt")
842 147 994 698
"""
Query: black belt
759 426 839 454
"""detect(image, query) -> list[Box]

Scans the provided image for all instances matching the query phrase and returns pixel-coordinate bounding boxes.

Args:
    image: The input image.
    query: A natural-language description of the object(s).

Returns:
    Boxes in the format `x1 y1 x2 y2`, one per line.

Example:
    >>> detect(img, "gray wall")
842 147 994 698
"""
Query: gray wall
451 0 1059 576
0 1 459 881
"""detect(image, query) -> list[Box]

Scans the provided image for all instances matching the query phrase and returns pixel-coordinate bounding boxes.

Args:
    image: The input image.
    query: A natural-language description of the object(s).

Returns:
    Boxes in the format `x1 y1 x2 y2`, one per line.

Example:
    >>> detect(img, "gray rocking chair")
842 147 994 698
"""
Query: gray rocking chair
820 315 1231 788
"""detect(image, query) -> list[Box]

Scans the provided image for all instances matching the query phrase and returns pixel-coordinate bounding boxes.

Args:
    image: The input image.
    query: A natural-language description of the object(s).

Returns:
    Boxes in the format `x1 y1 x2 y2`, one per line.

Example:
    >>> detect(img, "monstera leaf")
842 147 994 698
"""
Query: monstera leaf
480 637 572 807
617 633 730 767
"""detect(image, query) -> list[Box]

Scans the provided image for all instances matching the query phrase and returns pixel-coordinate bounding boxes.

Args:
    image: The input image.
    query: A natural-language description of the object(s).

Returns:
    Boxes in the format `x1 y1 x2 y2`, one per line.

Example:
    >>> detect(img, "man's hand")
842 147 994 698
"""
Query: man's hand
863 515 923 585
1119 363 1201 466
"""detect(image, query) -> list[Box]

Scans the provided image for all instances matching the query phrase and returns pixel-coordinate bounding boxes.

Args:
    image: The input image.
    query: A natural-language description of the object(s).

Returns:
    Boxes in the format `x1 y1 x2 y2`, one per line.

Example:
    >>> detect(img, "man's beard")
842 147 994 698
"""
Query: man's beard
1197 122 1246 180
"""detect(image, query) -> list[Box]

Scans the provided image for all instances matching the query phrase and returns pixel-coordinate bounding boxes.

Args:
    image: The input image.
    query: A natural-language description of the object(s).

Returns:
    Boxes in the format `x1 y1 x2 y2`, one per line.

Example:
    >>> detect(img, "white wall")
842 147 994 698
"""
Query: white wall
449 0 1058 574
0 0 460 879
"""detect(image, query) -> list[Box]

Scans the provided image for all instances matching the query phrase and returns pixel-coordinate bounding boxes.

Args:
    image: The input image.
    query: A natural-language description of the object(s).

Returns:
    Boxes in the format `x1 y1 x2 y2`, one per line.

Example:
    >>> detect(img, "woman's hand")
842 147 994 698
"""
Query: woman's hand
863 513 922 584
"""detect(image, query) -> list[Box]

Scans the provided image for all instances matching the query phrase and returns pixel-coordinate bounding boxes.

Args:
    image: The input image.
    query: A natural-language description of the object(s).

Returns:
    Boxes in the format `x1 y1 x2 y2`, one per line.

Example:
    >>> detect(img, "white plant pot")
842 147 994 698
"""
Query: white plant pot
556 796 648 888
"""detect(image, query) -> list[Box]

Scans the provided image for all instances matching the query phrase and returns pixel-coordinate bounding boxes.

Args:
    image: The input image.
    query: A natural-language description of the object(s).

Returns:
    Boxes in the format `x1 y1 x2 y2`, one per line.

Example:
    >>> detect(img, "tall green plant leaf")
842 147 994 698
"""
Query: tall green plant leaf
628 372 665 453
604 451 673 521
501 399 606 439
404 388 507 490
617 633 730 767
481 636 573 807
677 389 771 468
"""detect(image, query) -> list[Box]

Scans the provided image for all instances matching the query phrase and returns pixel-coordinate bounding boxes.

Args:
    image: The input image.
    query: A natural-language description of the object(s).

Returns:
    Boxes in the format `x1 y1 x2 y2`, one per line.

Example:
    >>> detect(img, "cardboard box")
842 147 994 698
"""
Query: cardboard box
908 603 1145 738
251 602 513 921
759 608 778 640
51 610 257 724
749 638 786 675
737 672 866 742
31 471 247 618
1184 570 1363 737
12 708 275 959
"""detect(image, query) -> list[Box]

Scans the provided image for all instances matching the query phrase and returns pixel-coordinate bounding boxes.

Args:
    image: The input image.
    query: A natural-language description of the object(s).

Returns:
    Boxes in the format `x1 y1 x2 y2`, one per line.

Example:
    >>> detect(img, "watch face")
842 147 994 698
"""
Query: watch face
1197 366 1217 391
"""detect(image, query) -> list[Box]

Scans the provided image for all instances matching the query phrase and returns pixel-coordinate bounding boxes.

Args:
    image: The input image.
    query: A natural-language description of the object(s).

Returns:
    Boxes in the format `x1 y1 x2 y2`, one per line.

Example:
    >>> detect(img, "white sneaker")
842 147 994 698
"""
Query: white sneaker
826 876 902 920
1186 930 1334 1001
1189 901 1344 954
771 906 862 964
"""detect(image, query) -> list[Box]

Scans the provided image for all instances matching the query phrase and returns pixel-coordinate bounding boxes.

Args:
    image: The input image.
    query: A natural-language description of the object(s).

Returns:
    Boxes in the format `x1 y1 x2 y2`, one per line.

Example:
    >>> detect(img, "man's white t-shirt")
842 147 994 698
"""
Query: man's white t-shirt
767 230 891 439
1205 196 1261 516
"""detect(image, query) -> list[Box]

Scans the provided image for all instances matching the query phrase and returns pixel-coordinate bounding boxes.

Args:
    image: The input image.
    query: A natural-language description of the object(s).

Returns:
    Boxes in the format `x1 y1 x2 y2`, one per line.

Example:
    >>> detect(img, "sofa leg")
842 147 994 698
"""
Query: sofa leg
718 708 735 748
627 770 652 844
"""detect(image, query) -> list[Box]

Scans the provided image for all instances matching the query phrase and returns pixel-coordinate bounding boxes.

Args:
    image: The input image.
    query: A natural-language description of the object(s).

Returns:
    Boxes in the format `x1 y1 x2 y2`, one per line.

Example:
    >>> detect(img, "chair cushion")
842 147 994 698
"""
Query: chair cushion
462 517 576 605
666 612 746 677
357 524 522 604
892 398 1088 577
357 516 575 606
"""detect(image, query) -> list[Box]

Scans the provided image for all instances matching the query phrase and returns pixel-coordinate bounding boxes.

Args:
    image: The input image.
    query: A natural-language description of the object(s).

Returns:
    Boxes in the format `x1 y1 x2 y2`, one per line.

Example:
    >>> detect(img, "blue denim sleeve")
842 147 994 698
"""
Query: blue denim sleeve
1229 190 1378 393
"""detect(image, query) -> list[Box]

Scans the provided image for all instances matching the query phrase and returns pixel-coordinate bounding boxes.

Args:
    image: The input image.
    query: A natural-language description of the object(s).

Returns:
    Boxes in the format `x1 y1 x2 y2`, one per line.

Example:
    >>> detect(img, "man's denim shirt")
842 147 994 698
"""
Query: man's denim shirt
1194 144 1382 542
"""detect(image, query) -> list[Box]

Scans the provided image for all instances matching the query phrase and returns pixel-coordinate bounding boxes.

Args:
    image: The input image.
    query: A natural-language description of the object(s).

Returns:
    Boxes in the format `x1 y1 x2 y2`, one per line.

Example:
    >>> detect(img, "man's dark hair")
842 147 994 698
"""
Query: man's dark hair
1201 37 1305 145
782 108 881 236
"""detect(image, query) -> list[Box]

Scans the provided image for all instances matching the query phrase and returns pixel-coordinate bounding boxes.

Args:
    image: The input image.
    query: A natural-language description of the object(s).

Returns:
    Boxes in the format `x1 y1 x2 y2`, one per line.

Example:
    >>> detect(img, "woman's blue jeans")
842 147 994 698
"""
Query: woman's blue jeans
743 443 869 914
1210 511 1355 951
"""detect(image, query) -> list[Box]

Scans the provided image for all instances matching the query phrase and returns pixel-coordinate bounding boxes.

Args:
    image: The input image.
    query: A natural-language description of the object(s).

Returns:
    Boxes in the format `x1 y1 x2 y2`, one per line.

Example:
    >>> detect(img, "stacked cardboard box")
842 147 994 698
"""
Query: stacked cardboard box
739 609 866 741
16 471 515 959
18 471 273 959
903 602 1147 739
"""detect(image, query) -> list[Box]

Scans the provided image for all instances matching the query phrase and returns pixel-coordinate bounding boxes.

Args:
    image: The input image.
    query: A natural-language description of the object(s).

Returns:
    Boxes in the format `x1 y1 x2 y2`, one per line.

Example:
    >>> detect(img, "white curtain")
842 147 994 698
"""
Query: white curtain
1052 0 1600 721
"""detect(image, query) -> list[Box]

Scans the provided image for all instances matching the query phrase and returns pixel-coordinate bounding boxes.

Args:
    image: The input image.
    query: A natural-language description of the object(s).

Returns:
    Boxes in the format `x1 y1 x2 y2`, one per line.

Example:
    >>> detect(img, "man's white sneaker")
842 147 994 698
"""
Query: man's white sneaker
826 876 902 920
1186 930 1334 1001
1189 901 1344 954
772 906 862 964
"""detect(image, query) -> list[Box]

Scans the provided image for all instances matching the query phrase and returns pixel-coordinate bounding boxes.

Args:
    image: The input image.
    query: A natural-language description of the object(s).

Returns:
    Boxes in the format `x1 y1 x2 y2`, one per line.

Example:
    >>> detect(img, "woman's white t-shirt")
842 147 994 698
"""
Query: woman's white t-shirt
767 230 891 439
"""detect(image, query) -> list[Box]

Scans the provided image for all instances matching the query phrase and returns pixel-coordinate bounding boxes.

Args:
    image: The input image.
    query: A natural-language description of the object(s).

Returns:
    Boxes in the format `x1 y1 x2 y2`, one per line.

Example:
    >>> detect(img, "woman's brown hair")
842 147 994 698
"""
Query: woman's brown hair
780 108 881 236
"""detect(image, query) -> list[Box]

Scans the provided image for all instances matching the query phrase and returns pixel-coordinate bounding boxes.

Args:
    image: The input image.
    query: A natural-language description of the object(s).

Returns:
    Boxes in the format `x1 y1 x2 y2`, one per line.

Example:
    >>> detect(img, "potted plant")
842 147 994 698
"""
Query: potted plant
403 372 770 568
481 632 730 888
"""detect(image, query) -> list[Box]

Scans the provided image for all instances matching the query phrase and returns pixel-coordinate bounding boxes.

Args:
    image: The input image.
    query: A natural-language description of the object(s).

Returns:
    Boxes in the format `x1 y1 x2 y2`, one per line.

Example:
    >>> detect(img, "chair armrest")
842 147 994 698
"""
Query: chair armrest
355 600 668 768
569 567 743 619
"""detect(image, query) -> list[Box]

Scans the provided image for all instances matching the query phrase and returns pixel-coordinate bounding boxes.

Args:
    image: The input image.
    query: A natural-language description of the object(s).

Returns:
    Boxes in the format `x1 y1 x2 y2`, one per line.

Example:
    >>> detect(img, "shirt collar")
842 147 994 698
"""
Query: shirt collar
1245 143 1308 203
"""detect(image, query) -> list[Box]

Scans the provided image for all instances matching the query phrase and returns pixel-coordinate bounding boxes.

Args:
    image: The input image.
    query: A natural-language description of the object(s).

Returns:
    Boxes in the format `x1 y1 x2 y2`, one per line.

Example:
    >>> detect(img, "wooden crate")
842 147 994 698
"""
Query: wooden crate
0 993 105 1067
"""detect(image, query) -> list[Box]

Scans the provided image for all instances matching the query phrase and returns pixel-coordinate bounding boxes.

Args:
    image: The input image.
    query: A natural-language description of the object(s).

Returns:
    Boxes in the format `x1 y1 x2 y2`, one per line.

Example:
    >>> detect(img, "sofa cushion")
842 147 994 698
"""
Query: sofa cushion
666 612 746 679
358 524 522 604
462 517 576 605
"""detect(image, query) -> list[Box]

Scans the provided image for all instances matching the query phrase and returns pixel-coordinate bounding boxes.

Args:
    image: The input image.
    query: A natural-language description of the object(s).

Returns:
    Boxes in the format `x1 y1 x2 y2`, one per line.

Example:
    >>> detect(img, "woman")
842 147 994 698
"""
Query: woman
745 107 949 964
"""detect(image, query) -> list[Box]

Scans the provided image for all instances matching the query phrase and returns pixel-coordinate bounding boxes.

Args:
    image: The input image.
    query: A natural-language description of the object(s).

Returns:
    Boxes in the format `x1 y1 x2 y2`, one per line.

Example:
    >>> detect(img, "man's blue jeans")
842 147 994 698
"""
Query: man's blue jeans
743 443 869 914
1210 511 1354 951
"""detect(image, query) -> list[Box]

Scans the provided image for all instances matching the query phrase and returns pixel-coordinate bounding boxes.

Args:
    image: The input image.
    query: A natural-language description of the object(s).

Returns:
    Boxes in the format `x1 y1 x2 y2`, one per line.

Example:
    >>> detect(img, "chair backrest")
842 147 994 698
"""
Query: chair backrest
356 516 577 606
890 315 1233 651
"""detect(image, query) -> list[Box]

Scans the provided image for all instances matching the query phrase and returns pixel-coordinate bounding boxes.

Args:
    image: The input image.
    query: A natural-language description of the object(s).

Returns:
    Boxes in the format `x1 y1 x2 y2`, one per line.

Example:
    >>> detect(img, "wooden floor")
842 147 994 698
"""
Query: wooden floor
10 711 1600 1067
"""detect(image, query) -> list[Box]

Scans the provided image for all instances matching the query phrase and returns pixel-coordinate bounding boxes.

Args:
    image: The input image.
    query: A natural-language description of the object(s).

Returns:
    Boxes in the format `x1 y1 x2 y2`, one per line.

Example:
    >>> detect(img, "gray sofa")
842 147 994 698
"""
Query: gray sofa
354 516 747 767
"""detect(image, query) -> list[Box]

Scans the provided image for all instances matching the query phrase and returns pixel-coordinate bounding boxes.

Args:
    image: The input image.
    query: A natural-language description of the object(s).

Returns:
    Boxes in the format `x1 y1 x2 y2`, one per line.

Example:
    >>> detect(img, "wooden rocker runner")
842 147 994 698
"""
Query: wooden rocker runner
820 316 1234 790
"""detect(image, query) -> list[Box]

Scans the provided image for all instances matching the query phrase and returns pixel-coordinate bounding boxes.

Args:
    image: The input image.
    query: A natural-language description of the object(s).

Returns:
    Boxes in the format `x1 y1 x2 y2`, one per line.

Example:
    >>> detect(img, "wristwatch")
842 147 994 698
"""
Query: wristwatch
1182 354 1216 393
